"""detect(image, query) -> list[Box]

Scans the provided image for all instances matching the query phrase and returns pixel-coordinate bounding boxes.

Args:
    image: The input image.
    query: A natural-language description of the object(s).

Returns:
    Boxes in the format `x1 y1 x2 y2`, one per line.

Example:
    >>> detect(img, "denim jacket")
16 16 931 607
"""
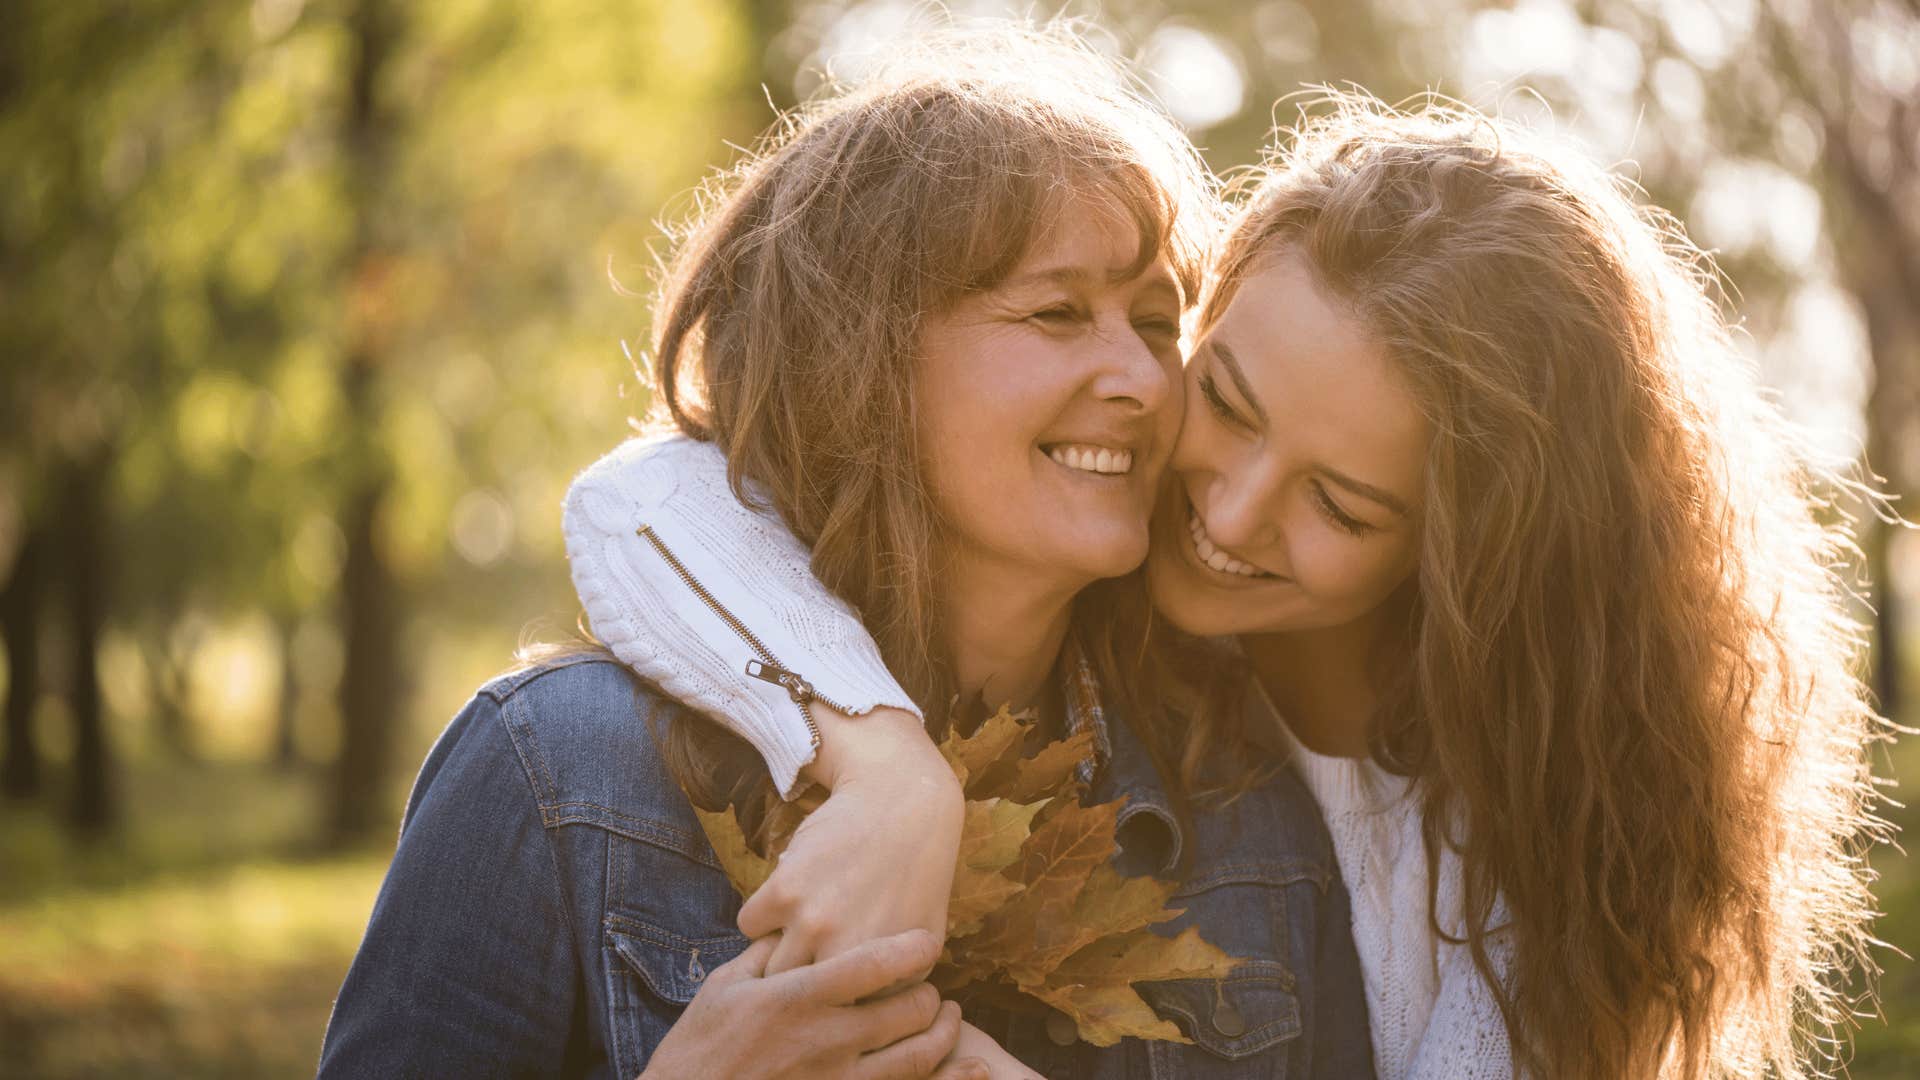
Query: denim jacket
318 652 1374 1079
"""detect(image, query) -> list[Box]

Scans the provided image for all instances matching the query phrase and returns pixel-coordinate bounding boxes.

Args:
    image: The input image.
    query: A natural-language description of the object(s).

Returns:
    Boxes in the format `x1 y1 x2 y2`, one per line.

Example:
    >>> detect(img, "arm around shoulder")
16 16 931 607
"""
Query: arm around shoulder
563 433 923 797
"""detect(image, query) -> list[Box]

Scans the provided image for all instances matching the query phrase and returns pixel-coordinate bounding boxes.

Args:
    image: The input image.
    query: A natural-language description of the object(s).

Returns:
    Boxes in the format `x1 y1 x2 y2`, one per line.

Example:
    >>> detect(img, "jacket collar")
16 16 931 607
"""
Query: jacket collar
1059 640 1185 878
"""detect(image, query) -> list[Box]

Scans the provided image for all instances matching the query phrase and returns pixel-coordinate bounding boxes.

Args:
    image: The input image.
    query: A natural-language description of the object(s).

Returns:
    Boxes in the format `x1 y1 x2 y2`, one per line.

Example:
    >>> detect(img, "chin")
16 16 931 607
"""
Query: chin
1061 525 1152 581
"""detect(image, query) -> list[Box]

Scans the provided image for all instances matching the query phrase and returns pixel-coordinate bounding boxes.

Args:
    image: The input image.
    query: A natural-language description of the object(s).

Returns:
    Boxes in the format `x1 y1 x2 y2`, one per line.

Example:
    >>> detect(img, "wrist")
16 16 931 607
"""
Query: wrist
803 704 952 793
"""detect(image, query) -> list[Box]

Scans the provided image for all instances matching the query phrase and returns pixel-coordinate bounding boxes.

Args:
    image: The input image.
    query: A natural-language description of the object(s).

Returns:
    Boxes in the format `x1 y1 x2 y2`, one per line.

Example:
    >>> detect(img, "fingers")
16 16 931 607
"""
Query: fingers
736 873 787 940
772 928 939 1007
848 982 943 1052
763 925 814 976
702 933 777 990
852 999 970 1080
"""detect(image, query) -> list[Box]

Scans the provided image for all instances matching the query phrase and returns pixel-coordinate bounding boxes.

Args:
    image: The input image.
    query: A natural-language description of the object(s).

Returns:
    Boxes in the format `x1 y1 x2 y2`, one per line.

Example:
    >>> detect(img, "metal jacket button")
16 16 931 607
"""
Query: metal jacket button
1046 1010 1079 1046
1212 1001 1247 1038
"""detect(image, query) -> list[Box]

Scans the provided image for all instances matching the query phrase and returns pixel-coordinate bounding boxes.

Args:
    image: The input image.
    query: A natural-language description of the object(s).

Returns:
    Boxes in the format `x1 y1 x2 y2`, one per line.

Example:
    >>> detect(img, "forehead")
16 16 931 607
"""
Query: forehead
1213 251 1428 479
1000 194 1180 294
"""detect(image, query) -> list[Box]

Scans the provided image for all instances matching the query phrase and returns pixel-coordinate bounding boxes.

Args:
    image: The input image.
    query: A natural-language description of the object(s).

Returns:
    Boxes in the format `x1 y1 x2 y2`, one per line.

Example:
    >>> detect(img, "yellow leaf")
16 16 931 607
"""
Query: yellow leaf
1053 925 1240 987
1028 981 1191 1048
955 797 1046 873
694 807 773 898
1066 863 1182 939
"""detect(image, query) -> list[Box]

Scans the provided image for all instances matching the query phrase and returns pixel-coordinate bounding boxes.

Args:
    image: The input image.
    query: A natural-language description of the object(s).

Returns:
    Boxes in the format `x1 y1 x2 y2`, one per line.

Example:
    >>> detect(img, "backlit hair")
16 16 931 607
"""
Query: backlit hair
1205 92 1889 1078
648 25 1214 811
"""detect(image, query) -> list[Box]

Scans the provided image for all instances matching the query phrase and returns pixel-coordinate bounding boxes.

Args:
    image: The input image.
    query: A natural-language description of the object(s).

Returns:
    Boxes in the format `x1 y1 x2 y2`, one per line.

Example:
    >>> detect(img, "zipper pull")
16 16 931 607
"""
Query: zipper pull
745 659 816 704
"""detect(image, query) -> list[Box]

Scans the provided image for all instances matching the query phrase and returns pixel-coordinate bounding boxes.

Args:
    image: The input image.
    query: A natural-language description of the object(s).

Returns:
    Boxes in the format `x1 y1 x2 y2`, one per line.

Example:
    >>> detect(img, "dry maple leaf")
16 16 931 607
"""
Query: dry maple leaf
692 706 1243 1046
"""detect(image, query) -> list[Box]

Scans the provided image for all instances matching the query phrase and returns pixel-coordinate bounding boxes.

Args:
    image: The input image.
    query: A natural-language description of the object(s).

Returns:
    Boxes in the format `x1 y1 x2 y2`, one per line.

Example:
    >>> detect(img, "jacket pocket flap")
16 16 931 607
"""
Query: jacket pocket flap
608 921 751 1005
1137 959 1302 1060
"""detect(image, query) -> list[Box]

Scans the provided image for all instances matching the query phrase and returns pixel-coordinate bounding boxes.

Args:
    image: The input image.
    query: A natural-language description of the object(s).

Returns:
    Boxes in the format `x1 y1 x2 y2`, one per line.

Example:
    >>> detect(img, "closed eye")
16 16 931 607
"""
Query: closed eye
1028 305 1081 326
1197 370 1244 428
1311 480 1376 537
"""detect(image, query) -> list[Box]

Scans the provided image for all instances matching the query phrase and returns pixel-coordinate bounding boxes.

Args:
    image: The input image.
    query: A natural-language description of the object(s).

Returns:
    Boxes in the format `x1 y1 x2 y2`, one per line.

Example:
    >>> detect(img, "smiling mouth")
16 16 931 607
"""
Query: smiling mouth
1044 443 1134 476
1187 512 1277 579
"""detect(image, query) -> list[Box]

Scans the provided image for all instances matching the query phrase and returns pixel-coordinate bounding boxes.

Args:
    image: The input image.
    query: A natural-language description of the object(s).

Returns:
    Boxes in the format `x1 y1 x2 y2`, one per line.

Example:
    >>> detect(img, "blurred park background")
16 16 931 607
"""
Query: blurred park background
1 0 1916 1075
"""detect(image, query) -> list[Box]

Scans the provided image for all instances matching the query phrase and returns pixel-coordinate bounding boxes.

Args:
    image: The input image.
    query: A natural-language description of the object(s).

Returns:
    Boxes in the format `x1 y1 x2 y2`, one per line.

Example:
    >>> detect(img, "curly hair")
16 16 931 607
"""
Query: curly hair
1203 93 1890 1078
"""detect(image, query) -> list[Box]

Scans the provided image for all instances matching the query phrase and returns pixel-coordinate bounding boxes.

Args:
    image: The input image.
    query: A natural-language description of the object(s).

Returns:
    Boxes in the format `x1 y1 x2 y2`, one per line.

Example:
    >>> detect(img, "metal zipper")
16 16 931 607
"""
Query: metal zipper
635 524 852 748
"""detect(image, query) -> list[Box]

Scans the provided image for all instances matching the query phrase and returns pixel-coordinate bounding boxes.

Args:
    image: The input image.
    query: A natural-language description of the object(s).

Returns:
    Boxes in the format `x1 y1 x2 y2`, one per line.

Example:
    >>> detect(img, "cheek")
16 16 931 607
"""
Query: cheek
1292 528 1417 608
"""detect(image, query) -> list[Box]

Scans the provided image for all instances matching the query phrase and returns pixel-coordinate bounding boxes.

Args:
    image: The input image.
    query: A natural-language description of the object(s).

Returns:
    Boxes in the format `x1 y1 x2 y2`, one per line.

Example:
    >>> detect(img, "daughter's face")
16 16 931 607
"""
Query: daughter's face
1146 249 1430 637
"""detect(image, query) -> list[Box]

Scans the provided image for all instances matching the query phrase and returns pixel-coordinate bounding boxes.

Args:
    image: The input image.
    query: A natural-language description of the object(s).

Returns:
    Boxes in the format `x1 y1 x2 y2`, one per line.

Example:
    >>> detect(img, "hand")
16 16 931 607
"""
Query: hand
947 1021 1043 1080
639 929 986 1080
740 706 964 976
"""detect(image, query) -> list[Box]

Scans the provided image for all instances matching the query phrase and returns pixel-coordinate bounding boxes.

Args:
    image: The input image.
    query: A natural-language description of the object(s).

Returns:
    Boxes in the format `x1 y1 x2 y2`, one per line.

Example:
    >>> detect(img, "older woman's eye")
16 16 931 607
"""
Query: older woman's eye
1132 315 1180 341
1028 305 1079 325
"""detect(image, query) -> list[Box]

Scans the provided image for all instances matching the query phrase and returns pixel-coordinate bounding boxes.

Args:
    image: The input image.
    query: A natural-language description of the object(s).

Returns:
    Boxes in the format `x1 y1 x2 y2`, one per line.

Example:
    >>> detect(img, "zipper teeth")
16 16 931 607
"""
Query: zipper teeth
635 525 853 737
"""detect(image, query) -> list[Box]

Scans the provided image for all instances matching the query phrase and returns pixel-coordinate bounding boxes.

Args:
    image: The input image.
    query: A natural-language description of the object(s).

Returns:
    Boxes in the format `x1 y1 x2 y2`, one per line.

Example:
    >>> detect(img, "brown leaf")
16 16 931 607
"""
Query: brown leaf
957 798 1123 985
694 807 773 897
946 864 1027 938
994 727 1095 803
940 707 1030 797
687 706 1249 1048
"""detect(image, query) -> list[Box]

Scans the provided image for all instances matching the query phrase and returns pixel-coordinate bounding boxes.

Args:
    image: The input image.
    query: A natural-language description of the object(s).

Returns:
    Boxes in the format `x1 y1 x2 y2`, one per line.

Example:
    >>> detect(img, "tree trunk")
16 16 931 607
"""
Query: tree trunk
328 0 404 846
64 454 113 835
1 524 44 801
274 617 302 770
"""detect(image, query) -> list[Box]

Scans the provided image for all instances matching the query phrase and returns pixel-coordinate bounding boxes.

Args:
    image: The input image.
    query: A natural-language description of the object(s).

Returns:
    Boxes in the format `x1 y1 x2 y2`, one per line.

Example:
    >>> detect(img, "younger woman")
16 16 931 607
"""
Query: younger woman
575 94 1887 1078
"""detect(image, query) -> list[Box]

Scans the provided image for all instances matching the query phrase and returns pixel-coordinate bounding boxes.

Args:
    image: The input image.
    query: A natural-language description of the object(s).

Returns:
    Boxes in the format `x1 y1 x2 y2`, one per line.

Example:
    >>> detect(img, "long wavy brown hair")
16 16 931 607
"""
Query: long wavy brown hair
1201 94 1889 1078
638 27 1217 819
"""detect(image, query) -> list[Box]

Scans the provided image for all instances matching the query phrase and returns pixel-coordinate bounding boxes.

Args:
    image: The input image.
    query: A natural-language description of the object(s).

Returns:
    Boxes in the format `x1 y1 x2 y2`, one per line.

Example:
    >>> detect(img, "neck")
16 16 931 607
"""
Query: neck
1240 611 1387 759
942 555 1078 714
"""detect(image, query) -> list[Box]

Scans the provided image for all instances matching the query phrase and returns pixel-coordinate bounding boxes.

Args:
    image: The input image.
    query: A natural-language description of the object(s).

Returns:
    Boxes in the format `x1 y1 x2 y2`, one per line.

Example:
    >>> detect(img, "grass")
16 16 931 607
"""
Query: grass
2 735 1918 1078
0 762 387 1080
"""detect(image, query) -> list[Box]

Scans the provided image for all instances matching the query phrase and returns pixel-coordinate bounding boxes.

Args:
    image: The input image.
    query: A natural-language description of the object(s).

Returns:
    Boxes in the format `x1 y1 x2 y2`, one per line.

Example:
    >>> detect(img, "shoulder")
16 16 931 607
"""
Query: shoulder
472 651 707 847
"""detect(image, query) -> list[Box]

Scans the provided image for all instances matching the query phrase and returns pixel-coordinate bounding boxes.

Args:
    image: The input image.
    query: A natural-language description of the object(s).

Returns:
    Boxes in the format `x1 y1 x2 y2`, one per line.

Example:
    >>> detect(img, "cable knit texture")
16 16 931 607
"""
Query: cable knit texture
561 433 919 797
1246 678 1517 1079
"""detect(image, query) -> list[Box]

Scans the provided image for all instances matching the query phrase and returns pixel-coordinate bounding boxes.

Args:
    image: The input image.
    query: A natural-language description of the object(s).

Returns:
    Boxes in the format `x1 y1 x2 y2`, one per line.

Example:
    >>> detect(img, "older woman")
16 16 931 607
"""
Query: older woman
319 30 1373 1080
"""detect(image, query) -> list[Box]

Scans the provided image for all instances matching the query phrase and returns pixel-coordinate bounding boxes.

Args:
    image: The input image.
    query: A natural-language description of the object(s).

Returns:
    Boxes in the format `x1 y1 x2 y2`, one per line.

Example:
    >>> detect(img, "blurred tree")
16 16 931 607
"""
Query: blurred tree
328 0 407 846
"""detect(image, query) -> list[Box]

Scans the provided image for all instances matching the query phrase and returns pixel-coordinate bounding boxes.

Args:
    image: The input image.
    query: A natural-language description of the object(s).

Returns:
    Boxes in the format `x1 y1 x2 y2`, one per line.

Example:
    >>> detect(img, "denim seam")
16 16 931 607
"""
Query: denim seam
494 692 586 985
542 805 723 872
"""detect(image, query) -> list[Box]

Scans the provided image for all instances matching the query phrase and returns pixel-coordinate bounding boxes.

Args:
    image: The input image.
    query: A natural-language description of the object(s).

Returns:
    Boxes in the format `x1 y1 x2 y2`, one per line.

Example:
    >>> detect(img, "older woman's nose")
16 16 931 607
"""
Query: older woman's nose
1091 327 1172 415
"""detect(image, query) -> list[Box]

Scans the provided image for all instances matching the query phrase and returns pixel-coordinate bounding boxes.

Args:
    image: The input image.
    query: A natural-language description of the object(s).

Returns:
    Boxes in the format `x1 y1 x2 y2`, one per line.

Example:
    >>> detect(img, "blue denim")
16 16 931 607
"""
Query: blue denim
318 652 1374 1079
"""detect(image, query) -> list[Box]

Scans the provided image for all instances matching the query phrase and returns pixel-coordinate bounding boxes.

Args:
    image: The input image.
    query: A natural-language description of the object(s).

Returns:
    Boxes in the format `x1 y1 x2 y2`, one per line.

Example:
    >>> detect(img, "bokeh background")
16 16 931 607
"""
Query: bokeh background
2 0 1915 1076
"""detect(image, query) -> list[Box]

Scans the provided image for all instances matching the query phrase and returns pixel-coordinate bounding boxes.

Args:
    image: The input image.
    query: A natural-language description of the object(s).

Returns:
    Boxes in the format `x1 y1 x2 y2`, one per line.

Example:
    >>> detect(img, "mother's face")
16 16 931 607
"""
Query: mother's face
1146 249 1430 637
915 195 1186 592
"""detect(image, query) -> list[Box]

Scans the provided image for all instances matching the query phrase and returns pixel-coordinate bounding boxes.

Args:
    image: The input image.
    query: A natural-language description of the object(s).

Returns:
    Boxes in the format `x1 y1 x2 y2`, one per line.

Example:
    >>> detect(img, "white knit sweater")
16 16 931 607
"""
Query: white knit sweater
1244 679 1517 1080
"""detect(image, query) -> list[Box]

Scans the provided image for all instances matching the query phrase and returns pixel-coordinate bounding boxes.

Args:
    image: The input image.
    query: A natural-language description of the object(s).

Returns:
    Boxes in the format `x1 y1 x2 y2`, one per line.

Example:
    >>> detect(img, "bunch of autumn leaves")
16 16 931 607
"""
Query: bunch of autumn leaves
694 709 1240 1046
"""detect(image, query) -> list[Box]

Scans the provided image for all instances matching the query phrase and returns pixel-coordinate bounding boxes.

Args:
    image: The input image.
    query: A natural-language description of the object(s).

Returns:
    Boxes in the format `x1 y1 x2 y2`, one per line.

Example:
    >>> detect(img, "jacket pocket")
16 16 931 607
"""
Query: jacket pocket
604 917 752 1078
1139 958 1302 1060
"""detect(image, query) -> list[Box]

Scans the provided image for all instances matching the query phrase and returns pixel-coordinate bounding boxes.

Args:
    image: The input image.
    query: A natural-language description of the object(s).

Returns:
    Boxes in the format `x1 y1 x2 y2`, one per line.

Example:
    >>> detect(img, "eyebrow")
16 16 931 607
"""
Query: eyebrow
1320 467 1413 517
1211 338 1413 518
1005 264 1181 295
1209 339 1270 427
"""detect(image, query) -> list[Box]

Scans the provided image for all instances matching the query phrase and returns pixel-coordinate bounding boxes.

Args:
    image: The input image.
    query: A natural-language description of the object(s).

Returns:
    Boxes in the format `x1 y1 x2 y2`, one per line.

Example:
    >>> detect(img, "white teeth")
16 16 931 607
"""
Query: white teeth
1187 513 1270 578
1046 444 1132 476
